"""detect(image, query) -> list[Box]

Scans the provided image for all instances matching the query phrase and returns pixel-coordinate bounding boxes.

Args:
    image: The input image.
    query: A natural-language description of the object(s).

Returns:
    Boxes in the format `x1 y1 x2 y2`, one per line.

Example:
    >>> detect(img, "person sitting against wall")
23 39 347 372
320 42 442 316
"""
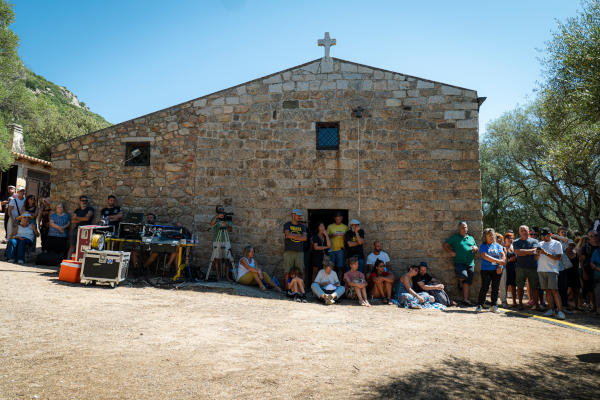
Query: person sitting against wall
286 266 307 302
368 259 395 304
344 256 370 306
143 221 186 273
395 265 434 309
47 202 71 259
411 262 455 306
5 213 39 264
237 246 282 292
366 240 391 273
312 258 345 305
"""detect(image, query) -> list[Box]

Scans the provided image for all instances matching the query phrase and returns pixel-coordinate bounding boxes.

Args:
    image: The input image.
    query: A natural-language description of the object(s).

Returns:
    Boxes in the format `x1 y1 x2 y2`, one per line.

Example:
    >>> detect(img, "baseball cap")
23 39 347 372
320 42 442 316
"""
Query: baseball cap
350 218 360 225
540 227 552 236
17 186 25 192
418 261 428 267
292 209 303 216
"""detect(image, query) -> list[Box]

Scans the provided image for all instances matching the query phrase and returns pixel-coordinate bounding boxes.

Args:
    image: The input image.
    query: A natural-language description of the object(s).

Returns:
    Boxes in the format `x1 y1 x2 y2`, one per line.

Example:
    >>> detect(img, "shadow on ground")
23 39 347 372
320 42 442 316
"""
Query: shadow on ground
363 355 600 400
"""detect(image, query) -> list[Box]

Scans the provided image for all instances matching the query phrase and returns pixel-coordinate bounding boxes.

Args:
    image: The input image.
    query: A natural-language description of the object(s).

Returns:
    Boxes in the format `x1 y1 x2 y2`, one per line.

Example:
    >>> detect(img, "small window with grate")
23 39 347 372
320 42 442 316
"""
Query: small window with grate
125 142 151 166
316 122 340 150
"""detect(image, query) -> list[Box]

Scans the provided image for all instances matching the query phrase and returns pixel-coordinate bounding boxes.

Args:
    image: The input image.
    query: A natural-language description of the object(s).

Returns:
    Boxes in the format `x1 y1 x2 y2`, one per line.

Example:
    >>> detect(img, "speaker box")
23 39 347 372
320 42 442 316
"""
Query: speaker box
81 250 130 287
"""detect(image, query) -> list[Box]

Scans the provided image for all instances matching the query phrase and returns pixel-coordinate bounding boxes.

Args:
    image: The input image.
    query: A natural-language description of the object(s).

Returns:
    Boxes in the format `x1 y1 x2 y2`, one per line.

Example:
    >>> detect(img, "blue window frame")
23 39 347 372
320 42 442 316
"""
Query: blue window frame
316 122 339 150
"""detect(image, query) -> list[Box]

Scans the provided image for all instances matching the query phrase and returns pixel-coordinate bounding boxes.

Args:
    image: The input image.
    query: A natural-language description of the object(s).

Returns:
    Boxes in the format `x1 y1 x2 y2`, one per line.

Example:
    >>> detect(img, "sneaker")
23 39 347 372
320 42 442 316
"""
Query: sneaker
463 299 473 306
475 305 482 312
17 260 24 265
491 305 499 313
294 294 301 302
7 259 15 263
556 311 566 320
543 309 555 317
501 302 509 308
324 294 334 305
300 293 308 303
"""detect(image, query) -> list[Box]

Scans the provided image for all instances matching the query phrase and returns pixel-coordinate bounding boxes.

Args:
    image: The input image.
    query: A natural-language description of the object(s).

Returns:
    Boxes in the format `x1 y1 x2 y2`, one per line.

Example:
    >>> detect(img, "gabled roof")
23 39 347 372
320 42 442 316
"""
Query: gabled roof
55 58 476 145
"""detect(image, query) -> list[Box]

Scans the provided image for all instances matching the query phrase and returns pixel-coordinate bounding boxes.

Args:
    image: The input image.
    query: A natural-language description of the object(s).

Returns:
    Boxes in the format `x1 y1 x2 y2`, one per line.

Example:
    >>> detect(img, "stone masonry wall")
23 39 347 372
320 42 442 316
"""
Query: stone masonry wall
51 58 483 291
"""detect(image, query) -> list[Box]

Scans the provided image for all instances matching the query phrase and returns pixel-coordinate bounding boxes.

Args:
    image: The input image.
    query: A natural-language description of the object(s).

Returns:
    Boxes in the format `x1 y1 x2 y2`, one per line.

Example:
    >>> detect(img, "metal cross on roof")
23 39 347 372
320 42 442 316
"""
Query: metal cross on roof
318 32 336 60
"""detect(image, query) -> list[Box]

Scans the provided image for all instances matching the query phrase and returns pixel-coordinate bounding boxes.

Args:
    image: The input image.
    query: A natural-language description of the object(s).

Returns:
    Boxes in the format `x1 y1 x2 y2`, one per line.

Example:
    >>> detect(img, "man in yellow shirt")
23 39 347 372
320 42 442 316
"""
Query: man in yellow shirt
327 212 347 277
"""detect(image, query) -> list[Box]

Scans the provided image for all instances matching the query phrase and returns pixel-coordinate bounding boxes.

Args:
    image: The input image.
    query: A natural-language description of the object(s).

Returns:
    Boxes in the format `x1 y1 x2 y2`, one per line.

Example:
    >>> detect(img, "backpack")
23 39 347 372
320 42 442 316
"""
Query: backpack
35 251 62 267
429 289 451 306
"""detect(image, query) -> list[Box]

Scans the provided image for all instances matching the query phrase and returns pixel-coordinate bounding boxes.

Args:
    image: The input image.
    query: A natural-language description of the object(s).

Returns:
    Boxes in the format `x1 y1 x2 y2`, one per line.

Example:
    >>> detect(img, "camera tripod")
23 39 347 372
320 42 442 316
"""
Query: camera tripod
205 238 235 281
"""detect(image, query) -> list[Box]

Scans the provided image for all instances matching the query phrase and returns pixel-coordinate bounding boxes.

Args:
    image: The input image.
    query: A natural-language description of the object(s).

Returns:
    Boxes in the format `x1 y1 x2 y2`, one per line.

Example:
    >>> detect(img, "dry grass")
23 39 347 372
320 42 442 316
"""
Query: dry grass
0 261 599 400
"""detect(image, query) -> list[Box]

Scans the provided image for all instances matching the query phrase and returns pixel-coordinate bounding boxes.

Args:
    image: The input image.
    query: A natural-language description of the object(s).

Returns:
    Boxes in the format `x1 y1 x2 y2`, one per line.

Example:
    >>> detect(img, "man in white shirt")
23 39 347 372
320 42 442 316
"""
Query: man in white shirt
366 241 391 273
7 187 26 240
311 259 345 305
536 227 565 320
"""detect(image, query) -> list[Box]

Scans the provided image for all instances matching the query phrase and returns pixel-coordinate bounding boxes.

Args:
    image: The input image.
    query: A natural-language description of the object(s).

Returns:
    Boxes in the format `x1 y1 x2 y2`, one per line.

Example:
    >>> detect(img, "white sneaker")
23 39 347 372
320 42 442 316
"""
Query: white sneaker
7 259 15 263
17 260 24 265
556 311 566 320
543 309 554 317
491 305 499 313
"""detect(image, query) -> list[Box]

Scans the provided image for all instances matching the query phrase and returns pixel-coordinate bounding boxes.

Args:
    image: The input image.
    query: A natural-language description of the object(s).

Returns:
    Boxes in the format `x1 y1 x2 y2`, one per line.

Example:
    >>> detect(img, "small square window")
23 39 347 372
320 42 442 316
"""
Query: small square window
125 142 150 166
316 122 339 150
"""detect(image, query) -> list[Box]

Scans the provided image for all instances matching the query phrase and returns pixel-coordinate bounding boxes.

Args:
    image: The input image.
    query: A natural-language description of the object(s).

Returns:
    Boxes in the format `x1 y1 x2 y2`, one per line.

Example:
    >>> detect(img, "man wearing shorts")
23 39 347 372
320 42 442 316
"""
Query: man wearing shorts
513 225 540 310
282 209 307 290
536 227 565 320
443 221 478 305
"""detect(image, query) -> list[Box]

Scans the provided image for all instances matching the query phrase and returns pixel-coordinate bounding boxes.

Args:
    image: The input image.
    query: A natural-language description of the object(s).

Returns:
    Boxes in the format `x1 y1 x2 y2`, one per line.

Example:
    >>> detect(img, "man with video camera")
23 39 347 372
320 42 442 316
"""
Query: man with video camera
209 205 233 281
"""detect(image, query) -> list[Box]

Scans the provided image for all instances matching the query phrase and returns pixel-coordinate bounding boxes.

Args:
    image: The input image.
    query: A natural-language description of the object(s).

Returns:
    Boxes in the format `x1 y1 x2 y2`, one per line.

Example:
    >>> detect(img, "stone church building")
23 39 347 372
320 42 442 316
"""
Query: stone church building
51 36 483 285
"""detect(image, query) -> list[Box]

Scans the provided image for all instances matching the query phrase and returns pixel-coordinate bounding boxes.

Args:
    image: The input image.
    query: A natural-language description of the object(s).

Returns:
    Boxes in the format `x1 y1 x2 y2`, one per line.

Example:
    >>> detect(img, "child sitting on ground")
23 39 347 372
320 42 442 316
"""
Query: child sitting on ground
344 257 370 306
287 267 307 302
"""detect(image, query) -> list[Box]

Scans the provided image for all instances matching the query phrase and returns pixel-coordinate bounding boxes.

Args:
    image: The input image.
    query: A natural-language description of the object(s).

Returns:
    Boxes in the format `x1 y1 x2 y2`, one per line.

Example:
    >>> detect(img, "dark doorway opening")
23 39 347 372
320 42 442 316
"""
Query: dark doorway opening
0 165 18 201
307 209 348 236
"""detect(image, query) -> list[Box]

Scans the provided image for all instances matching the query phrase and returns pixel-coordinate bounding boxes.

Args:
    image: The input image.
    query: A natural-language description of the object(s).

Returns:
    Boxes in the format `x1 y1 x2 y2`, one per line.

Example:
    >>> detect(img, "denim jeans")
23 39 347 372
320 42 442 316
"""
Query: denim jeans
311 282 345 300
5 237 33 262
330 249 345 268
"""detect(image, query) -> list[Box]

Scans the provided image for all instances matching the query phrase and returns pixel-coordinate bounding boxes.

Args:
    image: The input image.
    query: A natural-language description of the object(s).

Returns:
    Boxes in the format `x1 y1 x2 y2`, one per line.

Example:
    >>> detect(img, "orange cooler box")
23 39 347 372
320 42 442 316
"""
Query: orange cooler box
59 260 82 283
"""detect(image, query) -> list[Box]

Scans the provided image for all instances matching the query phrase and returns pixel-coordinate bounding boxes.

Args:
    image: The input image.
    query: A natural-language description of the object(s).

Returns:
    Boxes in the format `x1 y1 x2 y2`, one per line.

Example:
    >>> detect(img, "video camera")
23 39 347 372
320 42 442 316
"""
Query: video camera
216 206 234 223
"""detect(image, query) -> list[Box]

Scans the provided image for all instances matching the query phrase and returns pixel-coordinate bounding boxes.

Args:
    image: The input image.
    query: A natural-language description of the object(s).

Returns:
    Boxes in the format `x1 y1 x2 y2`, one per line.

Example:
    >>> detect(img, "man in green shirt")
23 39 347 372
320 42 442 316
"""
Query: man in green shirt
443 221 478 305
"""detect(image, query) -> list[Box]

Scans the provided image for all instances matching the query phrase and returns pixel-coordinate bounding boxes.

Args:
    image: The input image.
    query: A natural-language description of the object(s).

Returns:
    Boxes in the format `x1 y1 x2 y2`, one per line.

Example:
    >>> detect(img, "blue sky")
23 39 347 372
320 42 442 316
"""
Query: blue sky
11 0 580 134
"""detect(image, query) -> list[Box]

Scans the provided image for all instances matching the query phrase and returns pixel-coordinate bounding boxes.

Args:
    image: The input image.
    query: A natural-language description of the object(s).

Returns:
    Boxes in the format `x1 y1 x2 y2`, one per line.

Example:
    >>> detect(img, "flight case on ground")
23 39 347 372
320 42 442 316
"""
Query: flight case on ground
81 250 130 288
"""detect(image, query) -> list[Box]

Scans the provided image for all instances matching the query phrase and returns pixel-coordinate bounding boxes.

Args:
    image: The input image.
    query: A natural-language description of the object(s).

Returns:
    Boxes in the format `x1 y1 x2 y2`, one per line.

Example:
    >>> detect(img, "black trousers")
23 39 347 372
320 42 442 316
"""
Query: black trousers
558 269 569 307
478 270 501 306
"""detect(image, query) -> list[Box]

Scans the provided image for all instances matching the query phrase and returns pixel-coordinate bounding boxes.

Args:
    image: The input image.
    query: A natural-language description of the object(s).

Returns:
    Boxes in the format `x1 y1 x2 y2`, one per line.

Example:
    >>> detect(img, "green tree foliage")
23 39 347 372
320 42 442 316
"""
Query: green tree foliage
0 0 110 168
482 103 600 234
0 0 19 170
543 0 600 126
482 1 600 235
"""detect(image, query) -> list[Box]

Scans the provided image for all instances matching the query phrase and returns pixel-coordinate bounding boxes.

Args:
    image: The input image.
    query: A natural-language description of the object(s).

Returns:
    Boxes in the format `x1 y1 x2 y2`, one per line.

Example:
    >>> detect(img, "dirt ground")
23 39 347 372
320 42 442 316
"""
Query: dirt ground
1 261 599 400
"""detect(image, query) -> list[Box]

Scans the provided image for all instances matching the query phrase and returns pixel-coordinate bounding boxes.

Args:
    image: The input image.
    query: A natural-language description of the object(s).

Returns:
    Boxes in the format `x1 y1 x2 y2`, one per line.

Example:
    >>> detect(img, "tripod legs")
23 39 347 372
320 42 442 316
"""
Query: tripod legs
206 241 235 281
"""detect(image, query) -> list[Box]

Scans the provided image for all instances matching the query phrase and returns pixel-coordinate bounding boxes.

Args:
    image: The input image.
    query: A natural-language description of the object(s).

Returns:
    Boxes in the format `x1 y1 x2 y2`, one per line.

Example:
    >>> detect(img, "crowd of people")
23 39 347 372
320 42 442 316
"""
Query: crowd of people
442 221 600 319
3 188 599 317
233 209 453 309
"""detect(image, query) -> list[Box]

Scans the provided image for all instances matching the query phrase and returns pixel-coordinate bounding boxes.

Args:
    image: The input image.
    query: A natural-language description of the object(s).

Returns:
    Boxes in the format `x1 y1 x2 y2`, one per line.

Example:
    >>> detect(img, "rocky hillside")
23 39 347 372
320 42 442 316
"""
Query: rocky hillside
24 69 109 127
